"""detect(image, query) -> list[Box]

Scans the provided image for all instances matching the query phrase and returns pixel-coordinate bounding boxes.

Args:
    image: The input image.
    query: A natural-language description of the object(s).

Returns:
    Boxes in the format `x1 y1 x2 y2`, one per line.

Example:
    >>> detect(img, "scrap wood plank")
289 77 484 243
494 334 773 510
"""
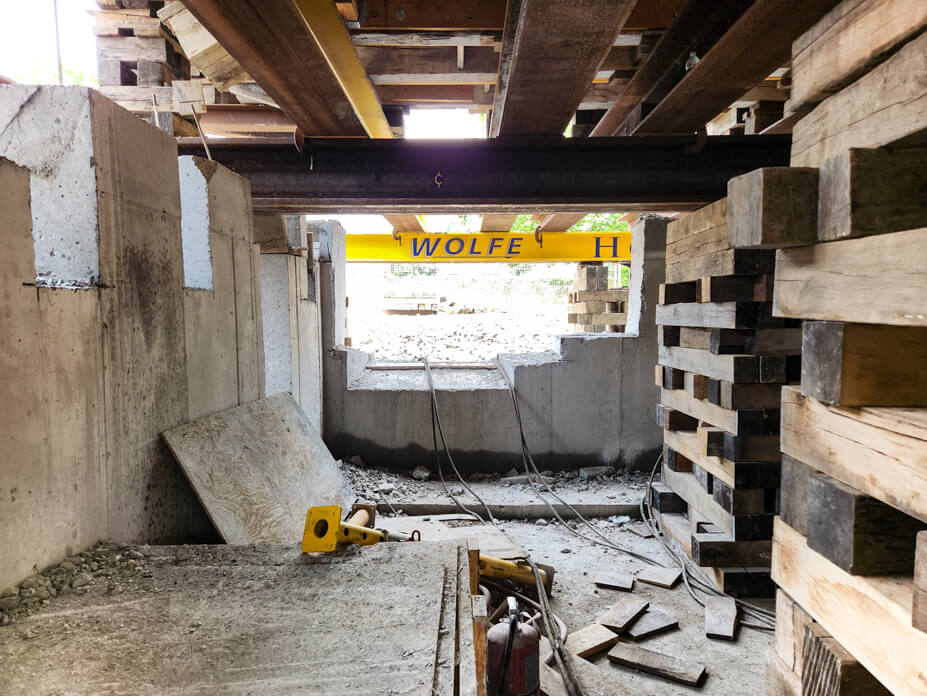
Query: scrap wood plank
566 623 620 658
636 566 682 589
773 227 927 326
594 573 635 591
625 609 679 640
772 518 927 696
161 393 353 543
704 596 738 640
607 641 706 685
598 598 650 633
780 386 927 523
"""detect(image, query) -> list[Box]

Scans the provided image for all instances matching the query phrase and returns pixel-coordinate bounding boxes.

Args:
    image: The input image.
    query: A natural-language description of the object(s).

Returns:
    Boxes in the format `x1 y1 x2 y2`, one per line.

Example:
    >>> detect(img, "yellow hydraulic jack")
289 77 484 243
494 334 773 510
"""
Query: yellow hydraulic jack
303 505 554 595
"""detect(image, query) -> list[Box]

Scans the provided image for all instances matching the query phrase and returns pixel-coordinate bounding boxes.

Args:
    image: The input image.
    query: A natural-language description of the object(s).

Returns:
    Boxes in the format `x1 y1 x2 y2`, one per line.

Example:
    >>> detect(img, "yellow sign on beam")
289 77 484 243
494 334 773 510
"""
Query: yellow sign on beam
346 232 632 263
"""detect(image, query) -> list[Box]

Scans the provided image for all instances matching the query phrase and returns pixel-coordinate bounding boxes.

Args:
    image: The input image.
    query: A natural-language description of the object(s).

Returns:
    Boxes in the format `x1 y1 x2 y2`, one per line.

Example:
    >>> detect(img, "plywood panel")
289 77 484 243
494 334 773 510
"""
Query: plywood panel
162 393 353 543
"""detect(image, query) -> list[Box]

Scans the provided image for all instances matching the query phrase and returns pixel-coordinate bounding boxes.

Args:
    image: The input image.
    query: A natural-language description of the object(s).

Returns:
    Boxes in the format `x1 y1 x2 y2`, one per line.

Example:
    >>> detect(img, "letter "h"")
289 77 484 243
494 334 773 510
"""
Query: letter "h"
595 236 619 259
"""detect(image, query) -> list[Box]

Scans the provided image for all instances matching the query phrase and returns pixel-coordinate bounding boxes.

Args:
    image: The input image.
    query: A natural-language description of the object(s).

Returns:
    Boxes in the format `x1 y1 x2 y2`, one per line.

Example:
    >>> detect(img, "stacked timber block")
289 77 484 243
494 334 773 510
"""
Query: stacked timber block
93 1 196 135
652 197 801 597
568 263 628 333
736 2 927 693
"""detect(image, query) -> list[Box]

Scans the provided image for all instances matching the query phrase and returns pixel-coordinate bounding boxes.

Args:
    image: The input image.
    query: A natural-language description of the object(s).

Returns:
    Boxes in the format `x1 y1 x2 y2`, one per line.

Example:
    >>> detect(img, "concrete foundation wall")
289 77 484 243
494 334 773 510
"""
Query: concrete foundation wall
259 216 323 431
0 87 265 587
180 157 264 421
323 217 669 473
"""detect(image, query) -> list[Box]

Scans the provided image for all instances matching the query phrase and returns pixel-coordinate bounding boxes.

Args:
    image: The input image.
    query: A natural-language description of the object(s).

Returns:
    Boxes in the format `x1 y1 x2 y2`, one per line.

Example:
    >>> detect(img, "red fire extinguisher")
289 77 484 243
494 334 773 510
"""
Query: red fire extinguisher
487 597 540 696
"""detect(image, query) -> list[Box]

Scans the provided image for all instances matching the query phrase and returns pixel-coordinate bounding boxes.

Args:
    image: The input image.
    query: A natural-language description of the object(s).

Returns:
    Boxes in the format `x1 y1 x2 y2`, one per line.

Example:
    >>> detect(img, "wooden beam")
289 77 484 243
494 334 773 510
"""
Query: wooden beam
361 1 506 30
790 31 927 167
491 0 636 136
479 214 518 232
726 167 819 249
633 0 843 135
537 213 585 232
376 84 481 104
180 0 366 136
780 385 927 524
787 0 927 112
351 31 501 47
357 45 500 85
807 470 925 575
801 321 927 407
773 228 927 327
384 214 424 233
771 518 927 696
591 0 753 137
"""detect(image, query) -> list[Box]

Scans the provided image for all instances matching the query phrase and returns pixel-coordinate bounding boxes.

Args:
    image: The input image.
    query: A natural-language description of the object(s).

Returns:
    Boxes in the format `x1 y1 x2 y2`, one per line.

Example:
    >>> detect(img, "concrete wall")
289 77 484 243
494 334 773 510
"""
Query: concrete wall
180 157 264 420
0 87 265 587
322 217 669 473
259 216 323 431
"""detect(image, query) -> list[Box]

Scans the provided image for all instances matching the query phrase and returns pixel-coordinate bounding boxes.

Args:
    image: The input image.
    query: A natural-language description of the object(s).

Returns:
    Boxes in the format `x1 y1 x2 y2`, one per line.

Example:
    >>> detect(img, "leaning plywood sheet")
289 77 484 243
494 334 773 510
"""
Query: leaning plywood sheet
0 542 454 695
162 393 352 543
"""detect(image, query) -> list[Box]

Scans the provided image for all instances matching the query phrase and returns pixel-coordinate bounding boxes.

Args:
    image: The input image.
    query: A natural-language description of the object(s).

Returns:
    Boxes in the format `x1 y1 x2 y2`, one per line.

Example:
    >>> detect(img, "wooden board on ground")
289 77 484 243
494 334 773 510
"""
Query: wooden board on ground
0 542 457 695
162 393 353 543
704 596 738 640
598 598 650 633
771 518 927 696
626 609 679 640
780 386 927 523
607 641 706 685
566 623 620 658
773 227 927 326
593 572 635 591
636 565 682 588
384 514 526 560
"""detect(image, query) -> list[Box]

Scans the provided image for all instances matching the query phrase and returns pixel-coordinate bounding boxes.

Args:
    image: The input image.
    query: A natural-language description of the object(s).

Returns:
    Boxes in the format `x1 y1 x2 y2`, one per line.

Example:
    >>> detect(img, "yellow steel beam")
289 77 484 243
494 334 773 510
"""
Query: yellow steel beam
346 231 632 262
291 0 393 139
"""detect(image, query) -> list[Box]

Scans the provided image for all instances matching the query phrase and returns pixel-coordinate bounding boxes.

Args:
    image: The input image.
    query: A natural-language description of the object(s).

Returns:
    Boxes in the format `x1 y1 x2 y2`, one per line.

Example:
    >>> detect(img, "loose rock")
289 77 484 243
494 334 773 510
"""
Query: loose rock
411 466 431 481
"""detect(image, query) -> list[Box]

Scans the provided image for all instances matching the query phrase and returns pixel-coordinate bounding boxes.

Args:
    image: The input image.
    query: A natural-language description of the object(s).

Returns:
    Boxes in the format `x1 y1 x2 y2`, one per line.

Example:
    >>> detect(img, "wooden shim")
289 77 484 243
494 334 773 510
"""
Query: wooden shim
802 321 927 406
607 642 706 685
598 598 649 632
727 167 819 249
636 566 682 589
773 227 927 326
801 622 892 696
659 345 757 383
818 145 927 242
788 0 927 111
704 596 738 640
593 573 635 592
691 533 772 568
807 470 925 575
780 454 812 536
566 623 620 658
772 517 927 696
665 248 775 284
790 31 927 167
780 385 927 523
161 393 352 543
915 531 927 632
625 609 679 640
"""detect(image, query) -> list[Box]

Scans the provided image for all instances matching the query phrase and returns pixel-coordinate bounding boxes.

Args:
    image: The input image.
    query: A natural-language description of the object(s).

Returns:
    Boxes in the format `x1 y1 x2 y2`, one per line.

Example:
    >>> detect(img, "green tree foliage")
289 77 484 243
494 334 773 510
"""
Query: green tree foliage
568 213 629 232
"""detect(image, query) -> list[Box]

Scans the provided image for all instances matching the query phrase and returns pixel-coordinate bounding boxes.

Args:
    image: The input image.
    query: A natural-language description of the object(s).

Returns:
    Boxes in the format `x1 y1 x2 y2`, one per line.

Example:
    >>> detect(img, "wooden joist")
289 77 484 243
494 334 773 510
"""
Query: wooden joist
726 167 819 249
655 301 779 330
659 346 762 384
357 45 501 85
666 249 775 285
773 227 927 326
490 0 636 136
801 321 927 406
806 470 925 575
632 0 840 135
780 386 927 524
537 213 586 233
790 31 927 166
771 518 927 696
787 0 927 112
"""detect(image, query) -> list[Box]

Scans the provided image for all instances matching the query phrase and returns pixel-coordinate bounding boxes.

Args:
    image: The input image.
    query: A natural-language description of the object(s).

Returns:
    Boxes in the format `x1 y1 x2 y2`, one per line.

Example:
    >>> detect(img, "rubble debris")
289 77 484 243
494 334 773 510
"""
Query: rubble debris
579 466 616 481
411 466 432 481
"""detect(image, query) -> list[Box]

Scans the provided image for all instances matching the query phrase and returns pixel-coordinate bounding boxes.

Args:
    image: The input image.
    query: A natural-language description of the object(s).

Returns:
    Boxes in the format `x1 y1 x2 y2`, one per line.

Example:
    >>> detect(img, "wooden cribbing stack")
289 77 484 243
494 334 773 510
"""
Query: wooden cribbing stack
651 195 797 600
568 263 628 333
